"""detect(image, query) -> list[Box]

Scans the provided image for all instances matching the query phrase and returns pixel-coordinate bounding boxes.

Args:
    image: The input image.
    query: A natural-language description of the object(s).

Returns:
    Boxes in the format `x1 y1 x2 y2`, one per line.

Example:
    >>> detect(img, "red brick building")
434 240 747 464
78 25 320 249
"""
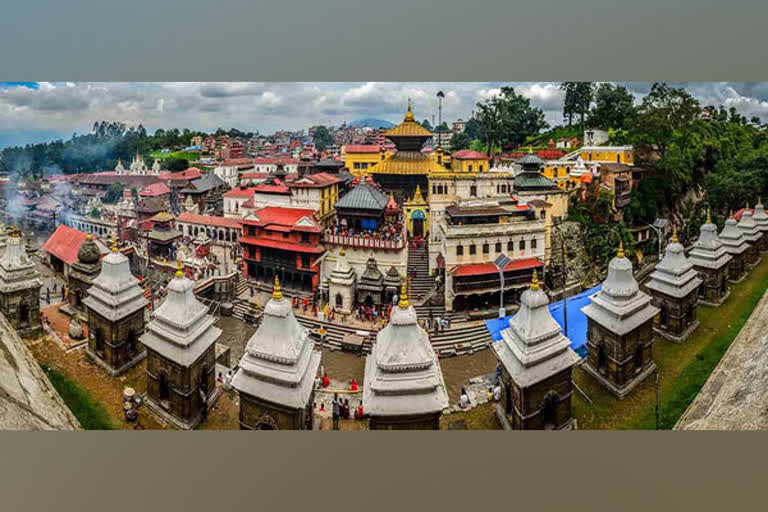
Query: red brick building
239 207 324 292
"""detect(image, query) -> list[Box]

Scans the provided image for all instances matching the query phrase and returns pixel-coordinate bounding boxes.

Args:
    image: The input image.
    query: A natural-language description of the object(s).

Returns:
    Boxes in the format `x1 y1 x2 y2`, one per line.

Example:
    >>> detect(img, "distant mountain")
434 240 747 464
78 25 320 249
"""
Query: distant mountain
347 118 395 129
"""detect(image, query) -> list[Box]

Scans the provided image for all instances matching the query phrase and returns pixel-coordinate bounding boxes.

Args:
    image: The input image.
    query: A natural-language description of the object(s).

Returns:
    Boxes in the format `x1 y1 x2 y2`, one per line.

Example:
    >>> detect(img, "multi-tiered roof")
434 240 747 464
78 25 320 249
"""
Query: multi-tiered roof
688 210 732 271
0 229 42 295
139 260 220 366
736 203 763 245
719 211 749 256
329 248 355 288
493 270 579 388
82 237 146 322
581 242 659 334
752 197 768 235
232 276 321 408
363 282 448 417
645 228 702 299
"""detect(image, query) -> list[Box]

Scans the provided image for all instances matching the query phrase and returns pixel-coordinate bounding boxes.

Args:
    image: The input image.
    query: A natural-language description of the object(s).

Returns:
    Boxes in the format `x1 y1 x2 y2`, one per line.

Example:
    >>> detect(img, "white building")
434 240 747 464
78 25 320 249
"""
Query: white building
213 165 240 188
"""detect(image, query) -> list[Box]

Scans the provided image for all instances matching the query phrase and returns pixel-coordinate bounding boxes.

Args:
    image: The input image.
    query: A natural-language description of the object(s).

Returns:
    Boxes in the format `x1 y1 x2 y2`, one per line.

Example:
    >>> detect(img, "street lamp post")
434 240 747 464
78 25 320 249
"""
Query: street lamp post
649 218 668 261
493 254 512 318
437 91 445 150
554 218 568 338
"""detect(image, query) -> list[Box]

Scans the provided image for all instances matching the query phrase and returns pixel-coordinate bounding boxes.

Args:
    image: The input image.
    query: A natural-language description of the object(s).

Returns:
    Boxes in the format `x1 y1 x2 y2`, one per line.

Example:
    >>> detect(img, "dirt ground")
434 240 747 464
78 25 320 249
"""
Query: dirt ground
439 349 498 402
41 302 89 351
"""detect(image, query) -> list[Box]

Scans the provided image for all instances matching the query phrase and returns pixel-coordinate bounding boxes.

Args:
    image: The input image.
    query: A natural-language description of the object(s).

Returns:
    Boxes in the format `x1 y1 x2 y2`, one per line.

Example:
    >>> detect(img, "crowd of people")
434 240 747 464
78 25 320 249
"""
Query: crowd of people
326 216 404 244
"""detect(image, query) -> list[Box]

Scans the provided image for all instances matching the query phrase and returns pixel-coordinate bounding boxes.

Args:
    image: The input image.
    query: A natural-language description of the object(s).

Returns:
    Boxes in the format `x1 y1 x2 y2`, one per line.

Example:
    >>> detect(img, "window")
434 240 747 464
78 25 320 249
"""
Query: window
282 232 289 239
520 240 526 251
482 243 489 255
301 232 309 243
531 238 537 249
354 162 361 169
479 165 484 172
470 185 477 197
469 245 476 255
507 241 514 252
495 242 502 253
301 255 310 268
468 164 473 172
617 153 621 163
456 245 464 256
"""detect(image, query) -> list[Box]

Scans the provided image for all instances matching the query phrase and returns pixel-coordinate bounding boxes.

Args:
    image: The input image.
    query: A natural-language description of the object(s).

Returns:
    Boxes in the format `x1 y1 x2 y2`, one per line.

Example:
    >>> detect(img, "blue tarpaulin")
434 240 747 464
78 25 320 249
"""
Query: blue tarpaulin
484 284 602 358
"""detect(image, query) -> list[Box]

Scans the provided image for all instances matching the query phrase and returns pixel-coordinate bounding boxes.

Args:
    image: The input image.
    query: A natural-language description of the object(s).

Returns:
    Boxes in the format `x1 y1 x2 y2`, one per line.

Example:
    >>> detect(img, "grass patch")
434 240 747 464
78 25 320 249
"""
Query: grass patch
40 364 115 430
150 150 201 162
573 255 768 429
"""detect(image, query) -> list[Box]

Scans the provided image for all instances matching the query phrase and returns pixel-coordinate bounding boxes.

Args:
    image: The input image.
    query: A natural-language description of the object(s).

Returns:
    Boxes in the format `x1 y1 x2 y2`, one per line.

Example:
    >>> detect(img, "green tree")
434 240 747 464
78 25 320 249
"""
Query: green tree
104 183 124 203
475 86 548 155
312 126 333 150
421 119 433 131
165 158 189 172
449 132 471 151
560 82 594 127
588 83 636 129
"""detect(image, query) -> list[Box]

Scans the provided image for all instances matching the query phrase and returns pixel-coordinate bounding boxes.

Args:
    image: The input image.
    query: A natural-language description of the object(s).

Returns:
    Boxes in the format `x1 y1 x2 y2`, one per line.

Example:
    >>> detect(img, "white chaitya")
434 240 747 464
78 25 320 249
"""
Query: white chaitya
363 282 448 420
140 261 220 367
232 276 321 410
645 229 702 302
0 231 42 295
736 204 763 247
719 211 749 258
582 242 659 337
83 239 146 323
493 270 579 389
689 211 732 272
328 248 356 314
752 197 768 236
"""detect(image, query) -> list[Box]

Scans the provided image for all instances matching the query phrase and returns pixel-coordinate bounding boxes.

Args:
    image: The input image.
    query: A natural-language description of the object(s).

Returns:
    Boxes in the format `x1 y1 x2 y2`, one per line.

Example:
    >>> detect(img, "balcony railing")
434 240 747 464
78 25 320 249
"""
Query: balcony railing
453 273 532 292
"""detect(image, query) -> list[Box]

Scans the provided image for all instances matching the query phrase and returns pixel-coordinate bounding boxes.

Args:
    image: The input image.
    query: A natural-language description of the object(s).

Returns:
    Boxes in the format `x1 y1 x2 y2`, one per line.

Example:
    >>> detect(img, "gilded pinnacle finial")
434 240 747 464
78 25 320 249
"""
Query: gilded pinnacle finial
273 274 283 300
729 209 734 219
528 146 533 154
175 258 183 278
111 232 118 253
706 207 711 224
340 248 345 257
671 226 678 243
398 279 409 309
531 268 539 291
617 240 625 258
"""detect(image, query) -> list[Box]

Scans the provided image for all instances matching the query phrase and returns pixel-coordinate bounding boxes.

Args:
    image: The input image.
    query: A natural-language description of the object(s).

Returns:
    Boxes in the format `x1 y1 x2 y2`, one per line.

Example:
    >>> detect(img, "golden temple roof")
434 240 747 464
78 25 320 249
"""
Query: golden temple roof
372 151 447 175
385 106 434 138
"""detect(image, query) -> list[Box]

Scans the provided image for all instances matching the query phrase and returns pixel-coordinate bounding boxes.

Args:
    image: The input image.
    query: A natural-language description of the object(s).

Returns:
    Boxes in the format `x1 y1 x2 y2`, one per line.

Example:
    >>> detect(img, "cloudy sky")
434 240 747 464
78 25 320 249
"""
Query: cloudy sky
2 82 768 148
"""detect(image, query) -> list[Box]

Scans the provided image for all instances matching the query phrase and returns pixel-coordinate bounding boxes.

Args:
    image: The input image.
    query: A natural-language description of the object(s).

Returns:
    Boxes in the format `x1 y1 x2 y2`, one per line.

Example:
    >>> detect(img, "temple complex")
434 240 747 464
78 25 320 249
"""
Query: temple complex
0 228 43 337
67 234 102 313
363 282 448 429
688 210 732 306
582 242 659 398
720 211 749 283
492 270 579 429
644 228 702 342
327 248 356 314
232 276 321 430
751 198 768 252
140 260 221 429
83 236 148 376
736 204 762 267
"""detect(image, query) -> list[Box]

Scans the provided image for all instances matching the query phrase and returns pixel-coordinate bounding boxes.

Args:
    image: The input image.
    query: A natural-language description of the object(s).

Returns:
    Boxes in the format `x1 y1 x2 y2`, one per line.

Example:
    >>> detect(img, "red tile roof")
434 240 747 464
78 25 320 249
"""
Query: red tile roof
344 145 381 153
240 236 324 254
451 149 490 160
253 157 300 165
289 172 341 188
169 168 203 181
243 206 321 232
223 187 256 198
452 257 543 277
140 182 171 197
240 172 269 180
176 212 242 229
254 182 291 194
537 149 567 160
40 225 88 265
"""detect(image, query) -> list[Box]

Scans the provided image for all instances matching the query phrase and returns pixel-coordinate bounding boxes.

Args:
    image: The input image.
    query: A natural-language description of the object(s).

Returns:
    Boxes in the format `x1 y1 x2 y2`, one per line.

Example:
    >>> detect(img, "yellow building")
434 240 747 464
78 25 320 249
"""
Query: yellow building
342 145 391 175
403 184 429 238
449 149 490 173
580 145 634 165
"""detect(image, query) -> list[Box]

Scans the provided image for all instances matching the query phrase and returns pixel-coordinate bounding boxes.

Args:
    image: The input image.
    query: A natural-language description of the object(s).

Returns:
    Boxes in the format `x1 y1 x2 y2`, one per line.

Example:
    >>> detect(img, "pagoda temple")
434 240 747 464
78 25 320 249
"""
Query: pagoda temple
68 234 102 313
751 197 768 252
363 282 448 429
383 265 402 305
581 242 659 398
688 210 732 306
328 248 356 314
0 228 43 337
719 211 749 282
140 259 220 429
644 228 702 342
370 103 448 202
513 150 559 192
492 270 580 429
356 255 384 307
232 276 322 430
83 236 148 376
736 204 762 267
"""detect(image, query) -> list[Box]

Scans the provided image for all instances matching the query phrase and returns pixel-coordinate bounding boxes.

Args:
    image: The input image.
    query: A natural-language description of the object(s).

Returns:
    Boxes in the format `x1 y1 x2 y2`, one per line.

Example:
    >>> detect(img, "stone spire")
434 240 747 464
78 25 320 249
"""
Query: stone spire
582 241 659 336
82 234 146 323
689 209 732 271
0 231 42 295
231 272 321 410
363 278 448 420
753 197 768 231
493 268 579 389
736 203 763 245
719 211 749 256
139 258 220 367
646 225 702 301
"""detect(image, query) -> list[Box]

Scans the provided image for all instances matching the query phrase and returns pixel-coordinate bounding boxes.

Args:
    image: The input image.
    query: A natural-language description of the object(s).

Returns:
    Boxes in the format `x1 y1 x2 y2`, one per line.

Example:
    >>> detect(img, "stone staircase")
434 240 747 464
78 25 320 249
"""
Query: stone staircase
407 242 435 303
295 315 377 353
428 320 494 358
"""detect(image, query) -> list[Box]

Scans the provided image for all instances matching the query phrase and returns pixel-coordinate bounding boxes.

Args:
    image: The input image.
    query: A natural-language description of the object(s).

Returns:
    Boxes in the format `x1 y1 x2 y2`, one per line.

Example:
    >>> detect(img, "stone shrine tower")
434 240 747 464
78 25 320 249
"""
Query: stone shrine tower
644 228 702 342
688 210 732 306
356 256 384 307
363 282 448 429
492 270 579 429
140 259 220 429
83 236 148 376
68 234 102 313
751 198 768 252
581 242 659 398
0 228 42 337
736 204 762 268
328 249 356 314
232 276 322 430
719 211 749 283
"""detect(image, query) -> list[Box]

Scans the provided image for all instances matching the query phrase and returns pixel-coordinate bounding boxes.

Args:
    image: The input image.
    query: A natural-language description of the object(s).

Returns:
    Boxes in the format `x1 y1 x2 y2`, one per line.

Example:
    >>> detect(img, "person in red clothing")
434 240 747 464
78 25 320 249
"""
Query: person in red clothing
355 402 364 420
322 373 330 388
349 378 358 391
319 403 326 412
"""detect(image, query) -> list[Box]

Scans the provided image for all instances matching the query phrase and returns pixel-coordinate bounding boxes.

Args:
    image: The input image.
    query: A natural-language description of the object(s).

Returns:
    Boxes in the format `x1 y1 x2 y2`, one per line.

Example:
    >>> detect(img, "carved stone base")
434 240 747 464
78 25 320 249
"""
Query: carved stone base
85 347 146 377
654 319 700 344
583 361 656 400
